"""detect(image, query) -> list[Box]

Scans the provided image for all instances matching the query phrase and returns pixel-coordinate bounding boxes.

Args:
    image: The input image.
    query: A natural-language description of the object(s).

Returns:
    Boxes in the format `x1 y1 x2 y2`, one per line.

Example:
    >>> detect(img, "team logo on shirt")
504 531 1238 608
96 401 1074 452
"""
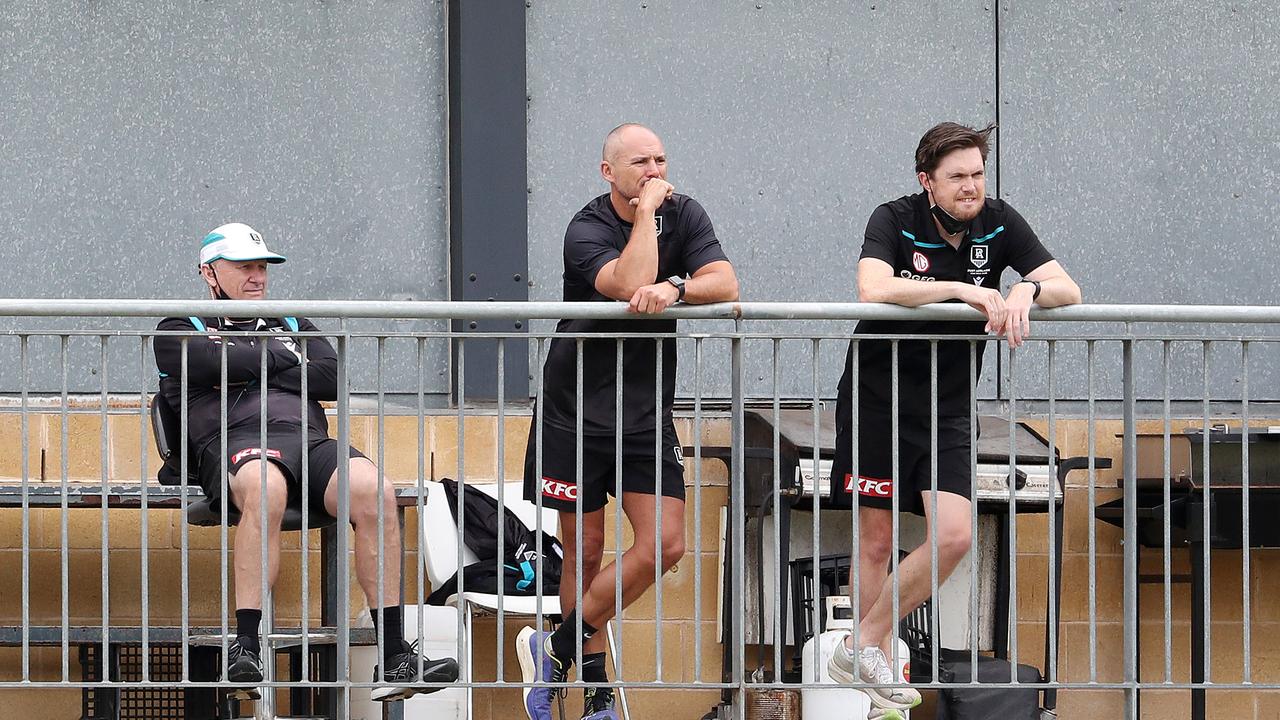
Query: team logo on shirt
654 215 663 236
970 246 989 269
911 251 930 272
541 477 578 501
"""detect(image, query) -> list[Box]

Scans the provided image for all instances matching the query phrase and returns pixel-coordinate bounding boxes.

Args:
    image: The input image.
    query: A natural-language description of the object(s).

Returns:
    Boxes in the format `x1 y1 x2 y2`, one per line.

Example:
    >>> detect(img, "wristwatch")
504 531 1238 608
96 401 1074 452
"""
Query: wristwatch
666 275 686 302
1019 279 1042 301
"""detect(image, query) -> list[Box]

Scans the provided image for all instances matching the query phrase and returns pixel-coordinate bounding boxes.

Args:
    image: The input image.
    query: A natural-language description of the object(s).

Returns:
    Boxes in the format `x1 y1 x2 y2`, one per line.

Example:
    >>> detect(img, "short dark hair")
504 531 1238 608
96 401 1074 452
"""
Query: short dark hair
914 122 997 176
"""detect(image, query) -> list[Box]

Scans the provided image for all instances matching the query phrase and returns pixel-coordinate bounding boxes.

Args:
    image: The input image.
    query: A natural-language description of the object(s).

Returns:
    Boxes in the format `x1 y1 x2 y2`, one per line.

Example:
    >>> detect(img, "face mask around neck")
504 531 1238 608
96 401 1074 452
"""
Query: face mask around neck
931 201 970 236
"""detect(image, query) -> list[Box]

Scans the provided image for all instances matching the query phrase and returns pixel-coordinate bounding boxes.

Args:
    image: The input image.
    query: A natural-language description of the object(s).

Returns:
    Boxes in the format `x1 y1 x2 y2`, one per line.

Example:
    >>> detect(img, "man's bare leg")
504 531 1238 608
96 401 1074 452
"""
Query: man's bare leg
576 493 685 630
324 457 401 610
856 493 972 652
230 460 288 611
557 508 608 658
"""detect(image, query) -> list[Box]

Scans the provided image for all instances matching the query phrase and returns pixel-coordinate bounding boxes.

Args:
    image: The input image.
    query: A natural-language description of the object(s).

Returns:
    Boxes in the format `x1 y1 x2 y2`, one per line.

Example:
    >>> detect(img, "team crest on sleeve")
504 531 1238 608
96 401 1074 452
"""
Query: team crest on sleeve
911 251 930 272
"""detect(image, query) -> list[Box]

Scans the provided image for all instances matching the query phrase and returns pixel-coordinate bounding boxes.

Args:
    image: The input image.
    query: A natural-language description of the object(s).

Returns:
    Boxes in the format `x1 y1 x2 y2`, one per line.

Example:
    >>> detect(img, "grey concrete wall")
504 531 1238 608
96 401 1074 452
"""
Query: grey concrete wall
0 1 450 393
526 0 1280 402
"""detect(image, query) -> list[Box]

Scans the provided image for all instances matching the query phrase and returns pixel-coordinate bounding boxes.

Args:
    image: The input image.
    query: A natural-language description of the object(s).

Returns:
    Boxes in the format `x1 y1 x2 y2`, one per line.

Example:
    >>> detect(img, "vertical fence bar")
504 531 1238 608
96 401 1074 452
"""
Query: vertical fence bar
769 338 780 678
1046 339 1058 687
179 339 191 683
850 340 861 659
968 340 978 672
1086 340 1097 681
138 337 150 682
335 333 351 715
928 339 939 683
415 336 426 678
1161 341 1173 684
574 337 584 683
496 337 506 680
1200 341 1212 686
1240 341 1251 683
889 340 900 677
99 336 111 682
455 338 467 681
60 336 71 682
809 339 822 678
258 336 271 704
299 337 311 683
654 337 664 680
376 337 388 670
613 337 624 682
730 324 746 717
19 336 30 680
219 338 230 681
1122 337 1138 719
695 337 706 680
1006 343 1019 677
533 336 547 679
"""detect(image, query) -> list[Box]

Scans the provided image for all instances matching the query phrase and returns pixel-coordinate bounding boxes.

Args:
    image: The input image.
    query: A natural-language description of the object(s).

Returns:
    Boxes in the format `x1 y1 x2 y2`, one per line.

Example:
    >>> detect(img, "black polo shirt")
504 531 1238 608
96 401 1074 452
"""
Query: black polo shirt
540 193 729 437
838 191 1054 416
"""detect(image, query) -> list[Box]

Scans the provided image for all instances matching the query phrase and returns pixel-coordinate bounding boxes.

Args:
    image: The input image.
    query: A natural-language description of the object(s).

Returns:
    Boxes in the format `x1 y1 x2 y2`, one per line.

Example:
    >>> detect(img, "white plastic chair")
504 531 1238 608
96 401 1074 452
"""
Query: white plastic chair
420 480 628 719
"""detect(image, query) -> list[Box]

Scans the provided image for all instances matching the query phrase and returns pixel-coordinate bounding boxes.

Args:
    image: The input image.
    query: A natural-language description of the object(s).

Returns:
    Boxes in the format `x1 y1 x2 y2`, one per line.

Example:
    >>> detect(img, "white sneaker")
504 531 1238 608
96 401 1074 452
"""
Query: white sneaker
826 636 920 711
855 645 920 711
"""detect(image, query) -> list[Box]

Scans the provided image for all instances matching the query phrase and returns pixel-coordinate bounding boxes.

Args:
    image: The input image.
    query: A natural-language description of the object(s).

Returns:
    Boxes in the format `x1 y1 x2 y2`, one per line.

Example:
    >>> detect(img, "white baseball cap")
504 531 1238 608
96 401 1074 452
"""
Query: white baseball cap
198 223 286 265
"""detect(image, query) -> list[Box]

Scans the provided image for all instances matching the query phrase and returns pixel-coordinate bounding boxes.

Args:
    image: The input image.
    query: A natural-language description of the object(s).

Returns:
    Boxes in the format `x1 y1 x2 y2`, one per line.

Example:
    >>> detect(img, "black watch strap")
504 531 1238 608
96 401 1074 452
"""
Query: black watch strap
1021 279 1042 301
667 276 686 301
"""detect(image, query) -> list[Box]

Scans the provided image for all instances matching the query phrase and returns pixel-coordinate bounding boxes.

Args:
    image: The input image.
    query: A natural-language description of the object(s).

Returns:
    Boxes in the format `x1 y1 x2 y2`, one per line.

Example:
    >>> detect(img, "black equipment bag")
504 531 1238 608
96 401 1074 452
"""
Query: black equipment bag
935 649 1042 720
426 478 563 605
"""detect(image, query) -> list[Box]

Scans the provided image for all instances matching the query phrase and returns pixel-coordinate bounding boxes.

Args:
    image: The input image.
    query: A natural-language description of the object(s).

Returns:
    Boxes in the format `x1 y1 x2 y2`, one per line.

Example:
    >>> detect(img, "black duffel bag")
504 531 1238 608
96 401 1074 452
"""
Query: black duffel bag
935 649 1042 720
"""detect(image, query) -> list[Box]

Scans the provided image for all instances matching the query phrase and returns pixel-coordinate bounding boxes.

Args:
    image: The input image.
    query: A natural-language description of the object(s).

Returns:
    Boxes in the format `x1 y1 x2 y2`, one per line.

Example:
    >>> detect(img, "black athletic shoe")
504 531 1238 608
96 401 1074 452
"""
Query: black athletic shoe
225 638 263 700
371 640 461 702
581 686 619 720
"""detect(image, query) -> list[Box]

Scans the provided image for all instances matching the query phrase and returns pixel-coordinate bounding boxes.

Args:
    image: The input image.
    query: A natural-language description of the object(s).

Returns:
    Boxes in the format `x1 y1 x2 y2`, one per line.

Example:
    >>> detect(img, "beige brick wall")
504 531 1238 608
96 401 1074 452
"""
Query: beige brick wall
1 407 1277 718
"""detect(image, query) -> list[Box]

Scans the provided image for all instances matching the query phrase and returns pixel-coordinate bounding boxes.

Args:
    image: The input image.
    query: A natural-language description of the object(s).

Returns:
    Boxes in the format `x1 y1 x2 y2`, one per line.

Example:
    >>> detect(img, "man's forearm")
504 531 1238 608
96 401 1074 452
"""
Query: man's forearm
1029 276 1081 308
683 266 739 304
607 210 660 294
860 278 969 307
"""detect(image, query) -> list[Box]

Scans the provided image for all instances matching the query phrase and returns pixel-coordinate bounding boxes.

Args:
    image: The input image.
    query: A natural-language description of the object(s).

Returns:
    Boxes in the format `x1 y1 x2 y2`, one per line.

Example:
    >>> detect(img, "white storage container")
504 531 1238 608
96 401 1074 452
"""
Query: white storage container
799 597 911 720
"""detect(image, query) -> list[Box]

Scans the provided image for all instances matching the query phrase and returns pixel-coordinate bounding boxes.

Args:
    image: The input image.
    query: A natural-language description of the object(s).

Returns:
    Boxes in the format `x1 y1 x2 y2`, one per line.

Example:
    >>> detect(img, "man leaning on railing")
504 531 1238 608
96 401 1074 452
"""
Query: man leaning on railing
517 123 740 720
151 222 459 702
826 122 1082 718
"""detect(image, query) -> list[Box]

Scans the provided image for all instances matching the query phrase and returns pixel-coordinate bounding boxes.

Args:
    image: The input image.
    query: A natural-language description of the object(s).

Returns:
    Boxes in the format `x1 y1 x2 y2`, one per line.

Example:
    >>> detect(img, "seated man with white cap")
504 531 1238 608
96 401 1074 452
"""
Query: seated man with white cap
153 223 459 701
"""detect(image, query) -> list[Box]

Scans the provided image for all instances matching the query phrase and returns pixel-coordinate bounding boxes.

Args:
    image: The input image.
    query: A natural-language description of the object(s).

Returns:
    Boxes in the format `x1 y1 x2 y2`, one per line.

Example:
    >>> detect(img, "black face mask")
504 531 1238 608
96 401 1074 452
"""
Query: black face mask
931 202 970 236
207 267 231 300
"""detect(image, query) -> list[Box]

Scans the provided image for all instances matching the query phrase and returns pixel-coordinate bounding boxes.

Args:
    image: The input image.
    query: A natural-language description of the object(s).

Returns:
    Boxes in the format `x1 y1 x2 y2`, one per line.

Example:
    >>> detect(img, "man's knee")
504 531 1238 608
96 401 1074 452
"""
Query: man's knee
229 461 288 511
660 530 685 572
346 460 396 524
858 510 895 565
934 521 973 562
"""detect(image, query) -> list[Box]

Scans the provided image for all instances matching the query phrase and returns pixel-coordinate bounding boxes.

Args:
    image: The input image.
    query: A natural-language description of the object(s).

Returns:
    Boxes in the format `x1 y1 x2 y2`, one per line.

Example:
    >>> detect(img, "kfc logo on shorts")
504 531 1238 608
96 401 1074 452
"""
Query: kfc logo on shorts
231 447 282 465
845 473 893 498
541 477 578 502
912 251 930 273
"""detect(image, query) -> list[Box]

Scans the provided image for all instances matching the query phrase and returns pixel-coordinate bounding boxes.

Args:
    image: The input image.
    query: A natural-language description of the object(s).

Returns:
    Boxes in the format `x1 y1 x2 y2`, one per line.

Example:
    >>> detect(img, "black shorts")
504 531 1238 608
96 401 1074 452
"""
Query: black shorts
829 408 974 516
522 421 686 513
198 423 366 514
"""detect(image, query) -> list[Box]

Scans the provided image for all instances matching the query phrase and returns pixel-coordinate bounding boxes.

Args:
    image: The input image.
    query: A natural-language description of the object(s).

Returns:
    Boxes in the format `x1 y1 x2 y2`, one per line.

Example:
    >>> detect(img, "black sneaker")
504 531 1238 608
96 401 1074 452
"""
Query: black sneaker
370 640 461 702
225 638 263 700
581 686 618 720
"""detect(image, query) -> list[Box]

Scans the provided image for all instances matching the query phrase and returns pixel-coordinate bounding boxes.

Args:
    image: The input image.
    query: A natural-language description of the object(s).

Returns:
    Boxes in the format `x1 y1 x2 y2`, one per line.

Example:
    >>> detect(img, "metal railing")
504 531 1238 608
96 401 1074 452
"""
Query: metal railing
1 299 1277 720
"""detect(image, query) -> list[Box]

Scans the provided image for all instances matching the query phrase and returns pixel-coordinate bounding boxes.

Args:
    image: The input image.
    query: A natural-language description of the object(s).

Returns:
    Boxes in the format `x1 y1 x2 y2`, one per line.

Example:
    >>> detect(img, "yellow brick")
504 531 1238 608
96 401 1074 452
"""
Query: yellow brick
617 621 684 683
62 507 172 550
0 413 42 480
433 415 498 481
0 688 81 716
369 414 429 482
40 412 107 481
